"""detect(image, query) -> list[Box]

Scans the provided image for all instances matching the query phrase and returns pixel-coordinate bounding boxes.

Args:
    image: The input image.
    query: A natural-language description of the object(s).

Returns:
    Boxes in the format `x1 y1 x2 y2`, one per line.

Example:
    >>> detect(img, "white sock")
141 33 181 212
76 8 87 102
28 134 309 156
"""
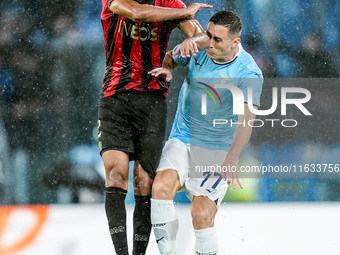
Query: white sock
151 198 178 255
194 227 218 255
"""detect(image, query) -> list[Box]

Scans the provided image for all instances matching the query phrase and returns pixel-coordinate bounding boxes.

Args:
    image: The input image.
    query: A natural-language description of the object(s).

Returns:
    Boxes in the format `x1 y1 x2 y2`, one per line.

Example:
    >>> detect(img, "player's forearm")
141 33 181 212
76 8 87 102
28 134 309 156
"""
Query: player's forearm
134 7 192 22
227 124 253 160
179 20 209 47
179 20 204 37
191 32 210 50
174 20 209 57
227 106 256 160
109 0 191 22
162 51 178 71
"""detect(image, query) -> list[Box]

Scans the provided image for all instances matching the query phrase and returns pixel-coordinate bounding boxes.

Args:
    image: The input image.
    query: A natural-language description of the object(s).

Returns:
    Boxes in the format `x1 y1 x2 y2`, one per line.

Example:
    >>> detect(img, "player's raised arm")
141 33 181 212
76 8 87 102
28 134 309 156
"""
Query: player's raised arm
148 51 177 82
177 19 210 57
109 0 213 22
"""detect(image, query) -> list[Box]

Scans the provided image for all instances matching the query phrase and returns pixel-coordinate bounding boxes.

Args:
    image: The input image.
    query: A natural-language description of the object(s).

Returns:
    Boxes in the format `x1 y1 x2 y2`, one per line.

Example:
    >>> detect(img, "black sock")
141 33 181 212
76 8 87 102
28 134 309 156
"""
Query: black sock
132 195 152 255
105 187 129 255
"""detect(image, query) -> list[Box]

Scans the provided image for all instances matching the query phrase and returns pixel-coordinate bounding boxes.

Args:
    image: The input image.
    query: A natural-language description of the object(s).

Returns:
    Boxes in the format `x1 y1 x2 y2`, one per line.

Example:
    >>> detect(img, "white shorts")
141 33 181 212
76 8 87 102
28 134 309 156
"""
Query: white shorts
157 138 229 207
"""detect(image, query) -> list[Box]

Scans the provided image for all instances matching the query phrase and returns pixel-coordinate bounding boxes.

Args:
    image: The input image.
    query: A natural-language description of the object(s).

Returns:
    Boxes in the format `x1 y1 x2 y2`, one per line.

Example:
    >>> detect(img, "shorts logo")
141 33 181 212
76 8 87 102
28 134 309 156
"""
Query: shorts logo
97 120 103 151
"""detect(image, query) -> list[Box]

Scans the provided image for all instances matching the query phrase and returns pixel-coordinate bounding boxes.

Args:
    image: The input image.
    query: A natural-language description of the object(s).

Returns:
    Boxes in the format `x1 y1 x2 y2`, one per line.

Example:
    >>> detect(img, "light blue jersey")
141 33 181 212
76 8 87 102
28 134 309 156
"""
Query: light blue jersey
169 44 263 151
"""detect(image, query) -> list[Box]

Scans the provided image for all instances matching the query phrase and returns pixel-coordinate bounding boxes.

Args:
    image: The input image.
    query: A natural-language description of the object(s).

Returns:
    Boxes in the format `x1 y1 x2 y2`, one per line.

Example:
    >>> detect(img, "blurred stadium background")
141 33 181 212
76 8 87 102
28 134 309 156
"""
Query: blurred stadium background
0 0 339 254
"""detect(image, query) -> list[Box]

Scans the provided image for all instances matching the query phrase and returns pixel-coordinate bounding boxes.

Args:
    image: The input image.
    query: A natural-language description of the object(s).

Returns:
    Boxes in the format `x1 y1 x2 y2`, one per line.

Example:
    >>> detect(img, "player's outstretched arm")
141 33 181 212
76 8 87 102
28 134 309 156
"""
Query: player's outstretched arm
148 51 177 82
177 19 210 58
148 67 173 82
109 0 212 22
222 104 257 188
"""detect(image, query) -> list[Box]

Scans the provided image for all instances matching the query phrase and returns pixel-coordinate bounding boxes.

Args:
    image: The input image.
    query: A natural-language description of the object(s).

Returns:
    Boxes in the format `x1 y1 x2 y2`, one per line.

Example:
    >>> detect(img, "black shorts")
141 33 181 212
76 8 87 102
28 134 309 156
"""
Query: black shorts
97 91 167 179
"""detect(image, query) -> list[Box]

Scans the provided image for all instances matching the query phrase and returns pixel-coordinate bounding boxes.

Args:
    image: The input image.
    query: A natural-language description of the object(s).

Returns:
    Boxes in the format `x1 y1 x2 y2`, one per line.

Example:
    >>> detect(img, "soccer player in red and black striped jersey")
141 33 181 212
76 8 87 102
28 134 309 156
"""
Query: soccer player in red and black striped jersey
98 0 212 254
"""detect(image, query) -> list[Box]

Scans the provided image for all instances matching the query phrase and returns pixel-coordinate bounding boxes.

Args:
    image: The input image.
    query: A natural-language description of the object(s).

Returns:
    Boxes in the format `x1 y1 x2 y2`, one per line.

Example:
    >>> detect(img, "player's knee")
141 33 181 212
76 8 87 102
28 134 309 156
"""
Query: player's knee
133 162 153 195
152 180 175 200
134 176 153 195
105 163 129 189
152 170 179 199
192 210 214 229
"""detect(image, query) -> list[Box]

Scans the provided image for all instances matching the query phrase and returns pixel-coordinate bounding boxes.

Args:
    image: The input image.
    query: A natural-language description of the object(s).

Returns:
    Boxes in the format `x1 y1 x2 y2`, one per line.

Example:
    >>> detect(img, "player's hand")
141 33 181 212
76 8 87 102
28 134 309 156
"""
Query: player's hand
221 157 243 189
173 38 198 58
185 3 213 19
148 67 173 82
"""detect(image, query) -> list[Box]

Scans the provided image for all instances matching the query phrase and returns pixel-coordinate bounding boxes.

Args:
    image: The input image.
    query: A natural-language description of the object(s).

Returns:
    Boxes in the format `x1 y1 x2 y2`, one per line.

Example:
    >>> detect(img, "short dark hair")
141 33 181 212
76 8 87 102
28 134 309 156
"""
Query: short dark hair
209 10 242 38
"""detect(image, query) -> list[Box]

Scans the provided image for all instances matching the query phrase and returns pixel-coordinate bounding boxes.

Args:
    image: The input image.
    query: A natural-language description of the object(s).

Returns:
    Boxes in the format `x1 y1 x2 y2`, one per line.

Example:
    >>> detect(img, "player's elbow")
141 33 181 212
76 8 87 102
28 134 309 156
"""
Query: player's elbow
109 2 145 22
114 8 146 22
130 11 145 22
189 26 205 38
129 9 151 22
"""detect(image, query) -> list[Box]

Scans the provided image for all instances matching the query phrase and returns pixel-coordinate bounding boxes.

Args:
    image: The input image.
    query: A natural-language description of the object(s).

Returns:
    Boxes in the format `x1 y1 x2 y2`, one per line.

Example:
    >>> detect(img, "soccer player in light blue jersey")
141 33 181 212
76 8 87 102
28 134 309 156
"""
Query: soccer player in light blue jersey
149 10 263 255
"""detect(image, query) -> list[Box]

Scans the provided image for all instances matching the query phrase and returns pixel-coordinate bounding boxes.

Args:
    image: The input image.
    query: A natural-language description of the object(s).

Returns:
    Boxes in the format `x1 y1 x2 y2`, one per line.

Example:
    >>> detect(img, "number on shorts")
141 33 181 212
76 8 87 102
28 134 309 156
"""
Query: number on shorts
200 172 222 189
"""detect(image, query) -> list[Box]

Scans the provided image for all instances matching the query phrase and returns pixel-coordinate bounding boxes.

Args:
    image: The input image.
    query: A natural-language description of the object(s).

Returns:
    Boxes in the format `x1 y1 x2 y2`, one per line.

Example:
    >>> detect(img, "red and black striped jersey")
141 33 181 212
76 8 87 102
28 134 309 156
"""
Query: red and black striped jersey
101 0 185 97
